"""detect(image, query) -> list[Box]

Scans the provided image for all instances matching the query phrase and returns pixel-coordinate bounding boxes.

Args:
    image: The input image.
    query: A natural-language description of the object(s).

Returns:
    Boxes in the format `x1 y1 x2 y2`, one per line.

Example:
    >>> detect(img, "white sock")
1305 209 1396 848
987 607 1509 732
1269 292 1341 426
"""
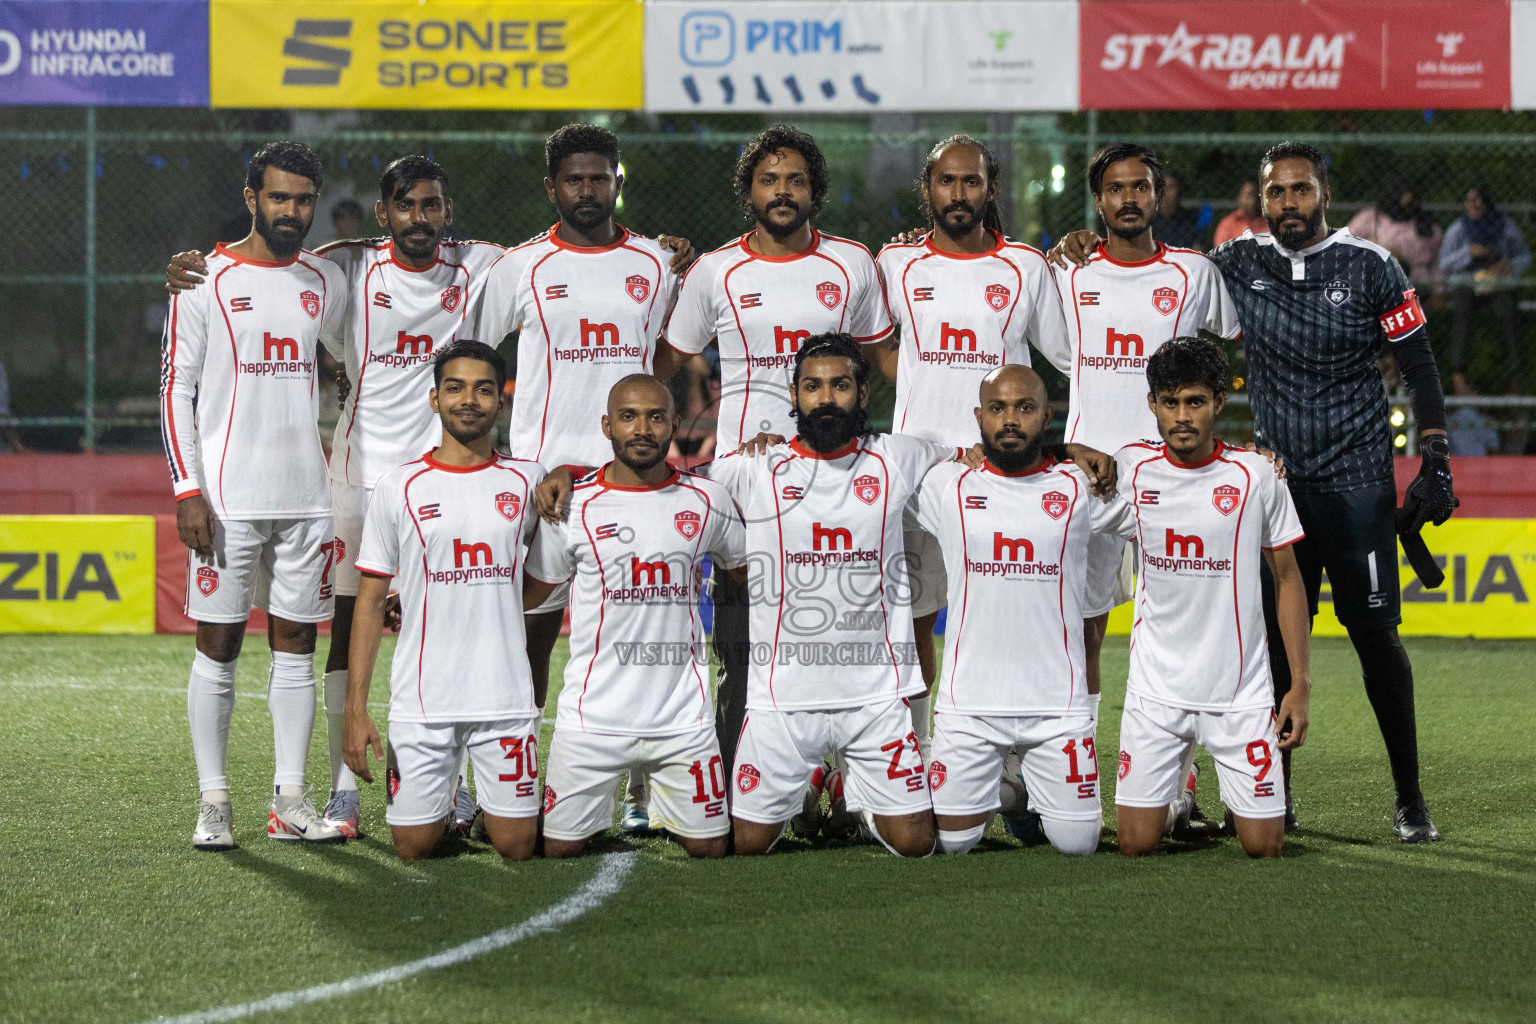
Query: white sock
267 650 316 793
1042 816 1102 856
188 651 237 795
626 768 647 804
322 669 356 792
910 694 931 754
937 824 985 855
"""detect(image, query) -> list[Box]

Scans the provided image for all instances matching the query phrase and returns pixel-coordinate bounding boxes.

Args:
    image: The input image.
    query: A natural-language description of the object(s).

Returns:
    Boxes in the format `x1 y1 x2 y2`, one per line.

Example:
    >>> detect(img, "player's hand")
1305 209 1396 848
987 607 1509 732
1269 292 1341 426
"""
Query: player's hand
1276 685 1309 750
176 494 216 560
335 367 351 410
960 443 986 470
888 227 926 246
736 432 785 457
165 250 207 294
1404 434 1457 531
1062 443 1117 496
657 234 697 275
535 466 574 523
1245 442 1287 481
383 592 402 632
1045 230 1101 270
342 708 385 783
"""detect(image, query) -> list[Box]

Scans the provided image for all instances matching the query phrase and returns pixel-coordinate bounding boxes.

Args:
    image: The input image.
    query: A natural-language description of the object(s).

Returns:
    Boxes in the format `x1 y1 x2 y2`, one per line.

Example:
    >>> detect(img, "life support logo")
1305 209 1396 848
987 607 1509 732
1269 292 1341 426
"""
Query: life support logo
853 474 881 505
1151 286 1178 316
196 566 219 596
674 509 701 540
736 763 760 793
495 491 522 521
1213 484 1241 516
440 285 462 312
299 289 320 320
626 274 650 303
1042 491 1069 520
985 283 1011 311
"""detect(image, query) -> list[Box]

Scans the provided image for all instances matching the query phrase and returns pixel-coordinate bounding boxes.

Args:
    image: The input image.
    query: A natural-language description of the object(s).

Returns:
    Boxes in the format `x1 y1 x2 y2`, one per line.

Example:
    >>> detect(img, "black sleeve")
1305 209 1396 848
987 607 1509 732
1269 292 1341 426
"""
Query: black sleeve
1371 254 1446 433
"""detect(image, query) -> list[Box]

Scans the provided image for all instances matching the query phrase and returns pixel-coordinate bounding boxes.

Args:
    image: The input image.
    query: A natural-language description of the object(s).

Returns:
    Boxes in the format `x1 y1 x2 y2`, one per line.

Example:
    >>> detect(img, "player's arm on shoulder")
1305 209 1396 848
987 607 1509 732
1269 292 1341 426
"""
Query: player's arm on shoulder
655 234 697 276
1045 230 1101 269
534 464 590 523
164 250 208 293
1048 442 1116 496
343 571 390 781
1265 543 1310 749
662 258 718 356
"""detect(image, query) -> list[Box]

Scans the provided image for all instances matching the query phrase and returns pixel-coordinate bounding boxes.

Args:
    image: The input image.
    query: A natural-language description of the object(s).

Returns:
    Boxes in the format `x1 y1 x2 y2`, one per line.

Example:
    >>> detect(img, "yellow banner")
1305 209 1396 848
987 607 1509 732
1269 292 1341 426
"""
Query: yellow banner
1107 519 1536 639
210 0 642 109
0 517 156 634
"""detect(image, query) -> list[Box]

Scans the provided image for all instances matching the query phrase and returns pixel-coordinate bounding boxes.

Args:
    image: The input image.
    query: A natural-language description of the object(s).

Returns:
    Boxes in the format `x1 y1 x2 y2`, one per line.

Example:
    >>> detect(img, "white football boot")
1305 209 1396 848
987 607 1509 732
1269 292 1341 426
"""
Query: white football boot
268 789 346 843
193 799 235 852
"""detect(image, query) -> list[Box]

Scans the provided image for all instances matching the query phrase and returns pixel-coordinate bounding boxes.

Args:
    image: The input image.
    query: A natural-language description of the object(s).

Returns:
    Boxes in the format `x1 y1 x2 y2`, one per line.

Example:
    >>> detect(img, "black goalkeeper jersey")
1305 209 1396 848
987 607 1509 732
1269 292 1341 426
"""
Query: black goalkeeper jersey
1210 228 1427 494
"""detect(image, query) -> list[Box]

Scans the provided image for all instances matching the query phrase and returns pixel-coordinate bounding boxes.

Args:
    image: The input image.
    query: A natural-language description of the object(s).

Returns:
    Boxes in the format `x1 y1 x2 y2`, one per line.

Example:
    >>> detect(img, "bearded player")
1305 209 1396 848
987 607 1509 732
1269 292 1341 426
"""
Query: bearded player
343 341 544 862
161 141 348 849
524 376 745 859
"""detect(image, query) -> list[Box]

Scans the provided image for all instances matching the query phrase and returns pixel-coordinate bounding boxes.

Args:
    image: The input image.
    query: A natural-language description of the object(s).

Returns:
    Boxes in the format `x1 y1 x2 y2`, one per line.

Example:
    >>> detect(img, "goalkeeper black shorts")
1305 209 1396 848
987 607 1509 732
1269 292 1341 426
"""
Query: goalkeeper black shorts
1287 481 1401 629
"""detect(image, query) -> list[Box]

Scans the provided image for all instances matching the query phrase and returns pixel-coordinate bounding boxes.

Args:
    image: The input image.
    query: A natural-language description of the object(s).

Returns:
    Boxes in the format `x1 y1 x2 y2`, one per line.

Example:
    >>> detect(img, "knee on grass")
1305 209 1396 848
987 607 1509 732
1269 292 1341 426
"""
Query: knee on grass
678 835 728 859
1041 817 1101 856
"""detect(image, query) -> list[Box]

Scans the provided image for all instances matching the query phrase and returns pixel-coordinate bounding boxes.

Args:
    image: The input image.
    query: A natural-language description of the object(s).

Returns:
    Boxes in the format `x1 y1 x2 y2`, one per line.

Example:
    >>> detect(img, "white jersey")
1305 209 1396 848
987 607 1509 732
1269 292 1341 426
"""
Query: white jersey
704 433 955 712
666 230 893 450
878 230 1072 444
475 226 678 469
355 452 545 724
1114 440 1303 712
1054 243 1241 453
525 467 746 737
321 237 506 489
913 458 1134 716
160 243 346 518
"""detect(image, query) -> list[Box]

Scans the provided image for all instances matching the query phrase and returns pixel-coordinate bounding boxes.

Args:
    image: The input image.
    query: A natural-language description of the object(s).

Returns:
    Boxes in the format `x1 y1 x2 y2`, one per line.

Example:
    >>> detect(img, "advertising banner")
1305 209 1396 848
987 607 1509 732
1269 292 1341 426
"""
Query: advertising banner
0 517 156 634
645 1 1078 112
1511 0 1536 107
0 0 209 106
1080 1 1511 110
210 0 642 109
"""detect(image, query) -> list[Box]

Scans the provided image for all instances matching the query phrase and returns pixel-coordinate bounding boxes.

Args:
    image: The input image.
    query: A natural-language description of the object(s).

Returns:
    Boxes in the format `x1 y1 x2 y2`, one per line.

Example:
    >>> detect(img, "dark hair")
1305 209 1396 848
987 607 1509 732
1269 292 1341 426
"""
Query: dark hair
1146 336 1229 399
790 332 870 435
1260 141 1328 190
918 133 1004 234
246 141 323 195
331 198 364 221
379 155 449 204
1088 142 1165 202
433 339 507 392
734 124 829 222
1467 183 1497 213
545 123 620 179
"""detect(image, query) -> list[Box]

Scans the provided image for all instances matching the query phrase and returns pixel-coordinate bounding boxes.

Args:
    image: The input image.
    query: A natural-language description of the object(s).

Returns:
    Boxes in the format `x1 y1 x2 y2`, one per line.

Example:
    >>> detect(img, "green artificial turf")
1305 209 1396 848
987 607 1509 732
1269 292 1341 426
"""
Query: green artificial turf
1 635 1532 1024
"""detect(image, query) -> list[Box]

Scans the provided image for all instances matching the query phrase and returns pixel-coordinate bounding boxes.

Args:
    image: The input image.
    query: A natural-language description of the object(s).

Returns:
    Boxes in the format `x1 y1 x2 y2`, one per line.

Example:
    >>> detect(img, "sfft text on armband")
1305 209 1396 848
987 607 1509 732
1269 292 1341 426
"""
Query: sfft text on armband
378 20 569 90
1380 290 1425 341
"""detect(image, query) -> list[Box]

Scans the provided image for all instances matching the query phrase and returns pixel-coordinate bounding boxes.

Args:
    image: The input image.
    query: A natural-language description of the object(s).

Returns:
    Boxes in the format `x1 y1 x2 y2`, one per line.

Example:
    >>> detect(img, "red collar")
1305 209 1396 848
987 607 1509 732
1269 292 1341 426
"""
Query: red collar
982 455 1056 478
597 462 678 491
1164 439 1226 469
214 241 298 268
738 228 820 263
548 223 631 254
925 228 1006 260
1093 241 1166 268
789 435 860 460
423 450 497 473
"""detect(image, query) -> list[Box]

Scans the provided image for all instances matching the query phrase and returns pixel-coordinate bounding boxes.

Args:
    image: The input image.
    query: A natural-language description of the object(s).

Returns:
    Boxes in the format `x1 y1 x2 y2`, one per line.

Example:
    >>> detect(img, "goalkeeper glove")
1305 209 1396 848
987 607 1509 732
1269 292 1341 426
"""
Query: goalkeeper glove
1402 434 1458 531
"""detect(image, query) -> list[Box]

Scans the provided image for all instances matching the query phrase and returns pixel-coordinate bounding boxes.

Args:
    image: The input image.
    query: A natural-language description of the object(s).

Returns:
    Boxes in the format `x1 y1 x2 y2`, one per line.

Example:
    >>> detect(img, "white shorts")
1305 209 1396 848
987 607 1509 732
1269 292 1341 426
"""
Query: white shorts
928 712 1102 822
901 520 947 619
542 725 730 841
1115 693 1286 819
184 516 335 624
1085 532 1136 618
385 715 542 826
330 478 370 599
732 699 931 825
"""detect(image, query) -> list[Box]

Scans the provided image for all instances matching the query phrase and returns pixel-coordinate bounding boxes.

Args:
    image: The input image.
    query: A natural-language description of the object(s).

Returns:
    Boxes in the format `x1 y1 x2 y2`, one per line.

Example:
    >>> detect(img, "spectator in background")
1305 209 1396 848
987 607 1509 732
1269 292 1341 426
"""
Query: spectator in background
1212 180 1266 247
1156 172 1208 251
330 199 365 242
1348 179 1444 290
1440 185 1530 395
0 360 25 453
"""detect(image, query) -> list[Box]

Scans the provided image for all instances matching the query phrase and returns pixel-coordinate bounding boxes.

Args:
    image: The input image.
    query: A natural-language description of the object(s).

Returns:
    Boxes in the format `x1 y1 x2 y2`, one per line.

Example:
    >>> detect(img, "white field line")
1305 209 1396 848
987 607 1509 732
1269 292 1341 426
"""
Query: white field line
142 851 638 1024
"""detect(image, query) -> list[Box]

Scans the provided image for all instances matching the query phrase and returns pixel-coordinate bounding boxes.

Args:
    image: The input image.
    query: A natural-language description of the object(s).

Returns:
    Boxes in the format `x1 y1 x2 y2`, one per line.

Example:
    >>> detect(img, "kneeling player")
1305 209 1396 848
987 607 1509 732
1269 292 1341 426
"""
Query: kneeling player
524 376 743 859
1113 338 1310 859
913 365 1131 856
343 341 545 861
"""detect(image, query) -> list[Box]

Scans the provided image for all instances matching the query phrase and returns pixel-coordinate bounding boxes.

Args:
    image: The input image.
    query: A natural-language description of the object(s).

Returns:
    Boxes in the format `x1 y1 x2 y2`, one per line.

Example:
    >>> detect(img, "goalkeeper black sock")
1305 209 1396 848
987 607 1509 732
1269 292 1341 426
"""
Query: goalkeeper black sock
1347 625 1423 804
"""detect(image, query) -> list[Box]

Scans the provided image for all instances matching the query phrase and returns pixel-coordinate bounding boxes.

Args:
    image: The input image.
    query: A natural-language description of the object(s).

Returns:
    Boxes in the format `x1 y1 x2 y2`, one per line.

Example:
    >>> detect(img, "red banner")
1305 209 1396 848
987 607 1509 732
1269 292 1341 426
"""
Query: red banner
1080 1 1510 109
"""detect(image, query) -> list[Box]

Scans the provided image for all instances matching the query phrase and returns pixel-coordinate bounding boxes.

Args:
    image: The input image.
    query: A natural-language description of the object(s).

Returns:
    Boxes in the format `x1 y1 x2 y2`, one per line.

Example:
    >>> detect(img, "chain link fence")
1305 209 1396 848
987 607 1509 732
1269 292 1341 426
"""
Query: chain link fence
2 105 1533 455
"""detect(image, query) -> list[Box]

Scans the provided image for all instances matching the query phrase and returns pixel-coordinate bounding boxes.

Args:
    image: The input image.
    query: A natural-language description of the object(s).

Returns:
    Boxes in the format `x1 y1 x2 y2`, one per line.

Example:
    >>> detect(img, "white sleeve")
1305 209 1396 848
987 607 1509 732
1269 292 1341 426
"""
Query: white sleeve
1195 260 1242 340
475 249 528 349
318 263 348 360
1025 255 1074 373
911 464 953 538
1090 490 1138 541
521 463 548 545
706 489 748 570
697 453 753 506
160 287 209 499
848 250 894 343
524 516 575 585
458 244 508 343
354 479 402 578
664 262 717 355
889 435 958 493
1262 465 1305 550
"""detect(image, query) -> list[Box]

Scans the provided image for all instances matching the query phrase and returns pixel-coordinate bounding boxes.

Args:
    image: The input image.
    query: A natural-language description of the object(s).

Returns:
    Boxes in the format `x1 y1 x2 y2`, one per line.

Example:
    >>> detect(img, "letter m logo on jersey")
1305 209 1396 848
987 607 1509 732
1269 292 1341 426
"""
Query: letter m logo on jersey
816 281 842 310
440 286 462 313
299 290 320 320
1041 490 1069 520
495 491 522 521
626 275 650 303
1151 286 1178 316
1212 484 1241 516
674 509 701 540
985 283 1011 311
853 474 881 505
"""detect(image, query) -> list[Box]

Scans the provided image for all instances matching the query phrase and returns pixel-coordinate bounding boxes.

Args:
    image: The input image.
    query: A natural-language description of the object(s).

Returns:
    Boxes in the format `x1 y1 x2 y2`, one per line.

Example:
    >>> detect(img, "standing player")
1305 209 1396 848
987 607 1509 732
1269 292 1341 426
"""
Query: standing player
1053 143 1454 841
341 341 544 862
1113 337 1310 858
913 365 1131 856
525 375 745 859
664 125 894 780
160 141 348 849
870 134 1074 754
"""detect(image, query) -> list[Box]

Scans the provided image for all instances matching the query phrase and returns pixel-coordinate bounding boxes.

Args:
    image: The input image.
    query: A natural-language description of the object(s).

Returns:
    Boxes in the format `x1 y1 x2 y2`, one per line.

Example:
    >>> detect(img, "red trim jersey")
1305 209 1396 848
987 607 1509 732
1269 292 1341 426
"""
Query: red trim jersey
703 434 956 711
878 230 1073 444
666 230 894 450
159 243 347 517
1054 243 1241 453
475 226 678 468
1114 440 1304 711
913 457 1135 716
320 237 506 489
354 452 544 724
524 467 746 737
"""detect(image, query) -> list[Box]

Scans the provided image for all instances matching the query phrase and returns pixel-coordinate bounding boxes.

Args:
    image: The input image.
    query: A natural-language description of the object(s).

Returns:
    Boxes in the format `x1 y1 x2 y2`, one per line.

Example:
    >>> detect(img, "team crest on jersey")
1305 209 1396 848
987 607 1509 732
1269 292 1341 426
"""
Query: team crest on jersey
737 763 760 793
299 290 320 320
542 785 556 815
985 283 1011 311
674 509 701 540
440 285 462 313
1151 286 1178 316
1324 279 1352 307
626 274 650 303
332 537 346 565
495 491 522 521
1212 484 1241 516
1118 751 1131 780
928 760 947 790
853 474 881 505
196 566 219 596
815 281 842 310
1041 490 1069 520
